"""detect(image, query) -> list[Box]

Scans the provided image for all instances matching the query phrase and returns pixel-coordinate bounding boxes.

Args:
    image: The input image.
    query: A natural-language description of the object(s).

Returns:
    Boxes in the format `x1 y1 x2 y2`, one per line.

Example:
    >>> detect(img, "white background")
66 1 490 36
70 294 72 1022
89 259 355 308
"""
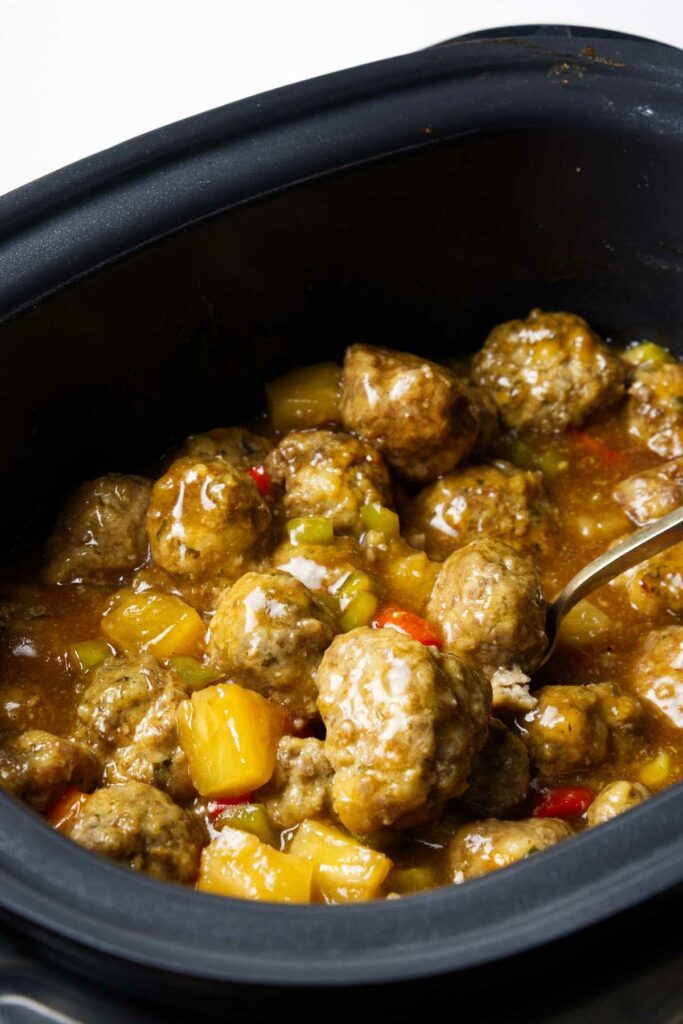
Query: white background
2 0 683 198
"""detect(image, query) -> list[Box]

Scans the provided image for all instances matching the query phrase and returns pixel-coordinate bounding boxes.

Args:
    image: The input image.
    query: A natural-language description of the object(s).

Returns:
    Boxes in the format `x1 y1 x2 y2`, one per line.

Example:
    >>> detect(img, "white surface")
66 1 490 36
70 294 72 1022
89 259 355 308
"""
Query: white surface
1 0 683 198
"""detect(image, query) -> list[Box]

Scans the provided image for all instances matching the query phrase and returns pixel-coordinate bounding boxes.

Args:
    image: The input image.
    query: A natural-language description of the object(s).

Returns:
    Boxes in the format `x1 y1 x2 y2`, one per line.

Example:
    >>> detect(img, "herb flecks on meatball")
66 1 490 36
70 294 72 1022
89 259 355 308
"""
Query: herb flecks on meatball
471 309 625 432
340 344 479 483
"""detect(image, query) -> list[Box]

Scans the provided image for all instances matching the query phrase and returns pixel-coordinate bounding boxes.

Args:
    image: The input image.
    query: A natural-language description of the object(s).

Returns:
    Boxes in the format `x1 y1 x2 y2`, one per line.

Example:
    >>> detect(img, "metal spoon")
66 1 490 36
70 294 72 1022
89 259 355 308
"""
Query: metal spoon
542 504 683 665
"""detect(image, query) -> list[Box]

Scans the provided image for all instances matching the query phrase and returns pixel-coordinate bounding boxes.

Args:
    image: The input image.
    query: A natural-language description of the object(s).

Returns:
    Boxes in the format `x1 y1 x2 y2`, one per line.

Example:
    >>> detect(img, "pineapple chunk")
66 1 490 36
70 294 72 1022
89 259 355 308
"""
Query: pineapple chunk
289 819 392 903
267 361 342 433
558 599 611 647
177 683 285 798
102 589 205 659
199 828 312 903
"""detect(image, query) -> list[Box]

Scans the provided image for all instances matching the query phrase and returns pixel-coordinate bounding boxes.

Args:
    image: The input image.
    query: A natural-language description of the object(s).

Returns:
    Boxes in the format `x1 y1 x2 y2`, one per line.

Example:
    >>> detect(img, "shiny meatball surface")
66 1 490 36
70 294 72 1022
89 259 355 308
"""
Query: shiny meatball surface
340 344 479 482
631 627 683 729
471 309 625 432
75 654 193 802
448 817 572 881
66 782 204 882
179 426 272 468
266 429 393 532
406 460 554 561
427 537 547 677
44 474 152 585
627 361 683 459
256 736 334 829
0 729 98 810
207 570 338 721
147 456 271 582
316 627 490 834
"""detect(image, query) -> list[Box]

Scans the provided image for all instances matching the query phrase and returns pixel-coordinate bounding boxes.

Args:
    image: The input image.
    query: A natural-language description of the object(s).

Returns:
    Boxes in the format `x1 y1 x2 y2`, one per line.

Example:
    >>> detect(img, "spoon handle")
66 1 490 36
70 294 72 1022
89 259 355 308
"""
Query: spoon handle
547 504 683 653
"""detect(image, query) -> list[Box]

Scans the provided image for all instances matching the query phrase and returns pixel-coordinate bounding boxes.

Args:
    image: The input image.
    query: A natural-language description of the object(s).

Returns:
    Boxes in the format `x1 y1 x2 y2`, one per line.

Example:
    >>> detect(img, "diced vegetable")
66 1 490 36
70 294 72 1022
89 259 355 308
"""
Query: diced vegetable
289 819 392 902
102 589 206 659
386 866 438 894
247 465 272 497
169 655 223 691
539 447 569 477
533 786 593 818
639 749 672 789
46 787 90 831
70 640 111 672
359 503 400 540
558 600 612 647
199 828 312 903
508 440 567 477
267 361 342 434
372 542 438 614
372 605 442 649
213 803 276 845
177 683 285 798
572 431 625 467
338 570 374 602
573 512 630 541
207 794 253 819
623 341 673 368
340 590 379 632
286 516 334 546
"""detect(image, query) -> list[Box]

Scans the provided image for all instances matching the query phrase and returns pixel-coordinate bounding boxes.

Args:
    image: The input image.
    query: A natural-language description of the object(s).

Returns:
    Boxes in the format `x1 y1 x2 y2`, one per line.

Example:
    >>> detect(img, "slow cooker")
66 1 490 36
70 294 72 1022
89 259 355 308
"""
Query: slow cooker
0 24 681 1022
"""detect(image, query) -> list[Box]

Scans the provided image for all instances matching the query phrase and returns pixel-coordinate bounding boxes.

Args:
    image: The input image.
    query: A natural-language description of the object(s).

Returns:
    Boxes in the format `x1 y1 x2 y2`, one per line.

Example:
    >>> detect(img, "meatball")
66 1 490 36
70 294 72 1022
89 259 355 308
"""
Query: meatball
316 627 490 834
461 719 530 818
44 474 152 585
406 461 554 561
448 817 572 882
619 543 683 618
490 666 537 715
265 429 393 533
207 570 337 721
471 309 626 432
524 683 643 776
255 736 334 829
627 361 683 459
0 730 98 810
427 537 547 677
147 456 271 582
179 426 272 468
75 655 193 801
66 782 204 882
469 385 502 456
631 627 683 729
586 780 650 827
273 536 371 596
340 344 479 483
613 456 683 526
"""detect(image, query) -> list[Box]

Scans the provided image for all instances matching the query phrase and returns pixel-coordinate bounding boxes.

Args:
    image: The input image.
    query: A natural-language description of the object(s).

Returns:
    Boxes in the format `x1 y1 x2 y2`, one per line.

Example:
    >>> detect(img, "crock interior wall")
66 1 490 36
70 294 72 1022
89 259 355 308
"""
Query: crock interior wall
1 124 681 550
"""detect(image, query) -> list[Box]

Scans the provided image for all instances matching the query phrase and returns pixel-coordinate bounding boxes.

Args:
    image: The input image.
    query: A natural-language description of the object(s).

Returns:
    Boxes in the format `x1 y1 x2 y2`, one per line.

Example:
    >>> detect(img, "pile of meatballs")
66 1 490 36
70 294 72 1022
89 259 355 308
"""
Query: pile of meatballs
1 307 681 896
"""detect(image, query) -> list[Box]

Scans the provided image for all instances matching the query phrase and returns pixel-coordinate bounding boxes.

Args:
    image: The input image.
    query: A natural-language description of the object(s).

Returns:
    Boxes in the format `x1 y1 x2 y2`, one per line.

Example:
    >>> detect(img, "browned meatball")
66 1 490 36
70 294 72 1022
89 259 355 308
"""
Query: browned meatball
618 543 683 618
179 426 272 467
273 536 372 597
316 627 490 834
406 461 554 561
461 719 530 818
255 736 334 828
627 361 683 459
630 627 683 729
44 474 152 585
524 683 643 776
75 655 193 801
147 456 271 582
207 570 337 721
340 344 479 483
613 456 683 526
471 309 625 432
586 780 650 827
66 782 204 882
427 537 547 677
0 730 98 810
266 429 393 533
448 817 572 882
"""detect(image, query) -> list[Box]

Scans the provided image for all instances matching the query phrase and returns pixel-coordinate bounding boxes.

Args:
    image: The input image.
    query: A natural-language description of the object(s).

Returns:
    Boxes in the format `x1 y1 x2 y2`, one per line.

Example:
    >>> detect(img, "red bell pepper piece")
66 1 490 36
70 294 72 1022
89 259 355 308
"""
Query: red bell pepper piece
46 787 90 831
247 465 272 496
533 786 593 818
207 794 253 819
572 431 625 467
372 605 443 649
